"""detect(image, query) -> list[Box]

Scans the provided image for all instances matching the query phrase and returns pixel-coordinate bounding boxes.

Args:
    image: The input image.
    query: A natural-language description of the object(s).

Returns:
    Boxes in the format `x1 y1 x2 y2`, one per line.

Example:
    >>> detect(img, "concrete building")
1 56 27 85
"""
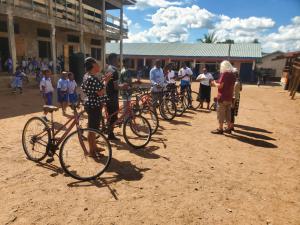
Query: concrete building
106 42 262 82
257 51 286 80
0 0 136 73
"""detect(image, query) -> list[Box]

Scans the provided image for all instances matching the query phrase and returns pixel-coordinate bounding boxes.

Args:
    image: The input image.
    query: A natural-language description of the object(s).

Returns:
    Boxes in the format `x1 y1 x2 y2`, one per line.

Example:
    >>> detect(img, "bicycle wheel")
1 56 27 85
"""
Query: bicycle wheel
141 109 159 135
59 128 112 181
123 115 151 149
175 97 186 117
22 117 51 162
159 98 177 120
191 91 201 110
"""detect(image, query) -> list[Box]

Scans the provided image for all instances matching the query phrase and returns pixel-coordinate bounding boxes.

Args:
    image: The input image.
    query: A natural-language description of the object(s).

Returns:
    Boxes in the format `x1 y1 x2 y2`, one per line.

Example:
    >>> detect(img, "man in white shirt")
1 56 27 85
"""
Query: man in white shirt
178 62 193 107
196 67 214 109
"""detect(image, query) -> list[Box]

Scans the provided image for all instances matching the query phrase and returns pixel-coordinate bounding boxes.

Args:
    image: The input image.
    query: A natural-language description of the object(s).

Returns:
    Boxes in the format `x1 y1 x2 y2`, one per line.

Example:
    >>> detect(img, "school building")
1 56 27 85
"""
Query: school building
106 42 262 82
0 0 136 73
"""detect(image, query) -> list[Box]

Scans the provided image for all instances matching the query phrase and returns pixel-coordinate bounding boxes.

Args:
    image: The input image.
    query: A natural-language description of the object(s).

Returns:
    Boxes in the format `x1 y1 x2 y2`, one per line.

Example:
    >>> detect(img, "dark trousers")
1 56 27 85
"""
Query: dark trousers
107 94 119 135
180 84 191 106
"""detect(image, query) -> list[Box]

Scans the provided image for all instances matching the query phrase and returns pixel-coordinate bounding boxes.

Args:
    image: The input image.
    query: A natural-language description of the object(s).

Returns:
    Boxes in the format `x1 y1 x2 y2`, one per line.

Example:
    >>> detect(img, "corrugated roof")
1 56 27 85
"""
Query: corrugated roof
106 43 262 59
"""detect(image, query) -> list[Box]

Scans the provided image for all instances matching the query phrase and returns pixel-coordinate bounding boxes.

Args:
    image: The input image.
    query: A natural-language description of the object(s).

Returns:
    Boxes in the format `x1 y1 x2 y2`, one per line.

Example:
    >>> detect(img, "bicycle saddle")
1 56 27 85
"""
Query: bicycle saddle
43 105 59 113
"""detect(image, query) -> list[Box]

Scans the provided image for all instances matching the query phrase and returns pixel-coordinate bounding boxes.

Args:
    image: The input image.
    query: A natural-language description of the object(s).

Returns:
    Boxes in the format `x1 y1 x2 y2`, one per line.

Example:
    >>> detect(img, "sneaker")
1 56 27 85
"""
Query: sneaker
211 129 224 135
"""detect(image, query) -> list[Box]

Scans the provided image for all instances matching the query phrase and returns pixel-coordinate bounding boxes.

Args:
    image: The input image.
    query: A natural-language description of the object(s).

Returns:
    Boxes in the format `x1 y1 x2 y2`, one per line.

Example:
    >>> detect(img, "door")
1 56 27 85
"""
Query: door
0 37 9 72
240 63 253 83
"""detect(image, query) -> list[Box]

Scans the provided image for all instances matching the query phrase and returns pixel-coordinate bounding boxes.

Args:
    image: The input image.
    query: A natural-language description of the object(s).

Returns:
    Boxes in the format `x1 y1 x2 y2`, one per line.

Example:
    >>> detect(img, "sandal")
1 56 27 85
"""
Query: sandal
211 129 224 135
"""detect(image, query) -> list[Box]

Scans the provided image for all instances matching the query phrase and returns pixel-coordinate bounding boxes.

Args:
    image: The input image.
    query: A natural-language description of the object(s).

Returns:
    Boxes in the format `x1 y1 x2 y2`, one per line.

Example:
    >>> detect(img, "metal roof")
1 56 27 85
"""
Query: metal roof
106 43 262 59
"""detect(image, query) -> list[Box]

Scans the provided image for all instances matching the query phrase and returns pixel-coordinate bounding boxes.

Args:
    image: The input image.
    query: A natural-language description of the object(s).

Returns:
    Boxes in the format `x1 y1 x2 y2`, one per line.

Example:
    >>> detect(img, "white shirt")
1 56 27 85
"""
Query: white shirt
167 70 176 84
68 79 77 94
40 77 54 93
197 72 214 86
178 67 193 82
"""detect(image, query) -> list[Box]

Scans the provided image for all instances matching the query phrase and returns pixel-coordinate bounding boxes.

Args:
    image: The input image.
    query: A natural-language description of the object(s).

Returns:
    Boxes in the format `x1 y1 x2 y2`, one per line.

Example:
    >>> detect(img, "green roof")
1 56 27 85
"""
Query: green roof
106 43 262 59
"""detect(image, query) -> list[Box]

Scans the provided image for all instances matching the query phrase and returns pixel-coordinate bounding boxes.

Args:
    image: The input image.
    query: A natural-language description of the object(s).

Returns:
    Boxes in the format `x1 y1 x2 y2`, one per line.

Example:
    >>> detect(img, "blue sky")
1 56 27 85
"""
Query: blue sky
109 0 300 52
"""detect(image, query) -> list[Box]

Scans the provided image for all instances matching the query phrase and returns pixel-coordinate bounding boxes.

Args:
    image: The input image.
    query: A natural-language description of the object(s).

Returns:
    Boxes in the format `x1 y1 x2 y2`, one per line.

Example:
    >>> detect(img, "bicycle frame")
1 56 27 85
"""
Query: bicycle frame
44 107 88 155
102 98 137 129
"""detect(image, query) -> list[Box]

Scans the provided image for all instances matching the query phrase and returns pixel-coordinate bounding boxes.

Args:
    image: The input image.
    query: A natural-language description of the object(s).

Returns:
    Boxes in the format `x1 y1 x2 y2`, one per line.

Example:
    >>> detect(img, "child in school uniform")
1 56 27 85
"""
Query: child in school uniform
67 72 78 105
12 66 26 94
40 69 54 122
57 71 69 115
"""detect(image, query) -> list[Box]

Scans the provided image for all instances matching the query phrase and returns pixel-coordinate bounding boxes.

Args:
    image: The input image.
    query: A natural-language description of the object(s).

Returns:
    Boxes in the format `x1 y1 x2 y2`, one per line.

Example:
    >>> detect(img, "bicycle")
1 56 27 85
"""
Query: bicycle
22 104 112 181
138 86 177 121
99 96 152 149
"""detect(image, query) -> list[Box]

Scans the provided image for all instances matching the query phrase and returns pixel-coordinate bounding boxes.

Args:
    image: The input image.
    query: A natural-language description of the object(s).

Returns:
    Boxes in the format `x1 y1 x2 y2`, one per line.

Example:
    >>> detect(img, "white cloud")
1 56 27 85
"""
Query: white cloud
262 16 300 52
126 5 215 42
128 0 182 10
125 4 300 52
213 16 275 43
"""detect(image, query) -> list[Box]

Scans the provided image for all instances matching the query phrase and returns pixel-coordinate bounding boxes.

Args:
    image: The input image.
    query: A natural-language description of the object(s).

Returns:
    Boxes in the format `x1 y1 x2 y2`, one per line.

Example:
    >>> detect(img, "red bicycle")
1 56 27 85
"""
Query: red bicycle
22 105 112 181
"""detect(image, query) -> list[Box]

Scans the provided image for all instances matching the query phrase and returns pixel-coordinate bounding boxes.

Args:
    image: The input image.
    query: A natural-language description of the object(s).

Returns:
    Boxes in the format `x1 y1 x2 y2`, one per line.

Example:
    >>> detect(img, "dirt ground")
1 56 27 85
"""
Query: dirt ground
0 82 299 225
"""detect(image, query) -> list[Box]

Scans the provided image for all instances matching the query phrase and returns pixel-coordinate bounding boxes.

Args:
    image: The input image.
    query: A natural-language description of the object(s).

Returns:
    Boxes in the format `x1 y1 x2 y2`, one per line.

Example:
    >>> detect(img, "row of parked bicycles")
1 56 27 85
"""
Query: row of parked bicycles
21 84 202 181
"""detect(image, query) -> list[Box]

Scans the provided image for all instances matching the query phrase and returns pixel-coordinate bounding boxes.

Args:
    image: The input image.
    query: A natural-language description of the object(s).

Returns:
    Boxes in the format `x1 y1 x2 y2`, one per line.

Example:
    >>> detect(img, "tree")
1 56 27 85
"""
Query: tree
197 31 218 43
253 39 259 43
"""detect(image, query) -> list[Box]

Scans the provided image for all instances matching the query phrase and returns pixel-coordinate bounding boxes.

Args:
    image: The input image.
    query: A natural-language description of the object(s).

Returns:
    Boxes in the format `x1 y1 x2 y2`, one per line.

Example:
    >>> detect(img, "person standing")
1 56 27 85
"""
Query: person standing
211 60 236 134
119 58 133 116
178 62 193 107
40 69 54 122
57 71 69 115
231 68 242 128
106 53 120 140
81 57 112 156
149 60 165 110
196 67 214 109
12 66 26 94
5 57 13 76
67 72 78 105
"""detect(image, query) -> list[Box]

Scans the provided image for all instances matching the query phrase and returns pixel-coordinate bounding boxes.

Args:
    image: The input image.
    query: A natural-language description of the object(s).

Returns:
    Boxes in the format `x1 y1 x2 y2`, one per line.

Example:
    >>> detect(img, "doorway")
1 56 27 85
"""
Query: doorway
0 37 9 72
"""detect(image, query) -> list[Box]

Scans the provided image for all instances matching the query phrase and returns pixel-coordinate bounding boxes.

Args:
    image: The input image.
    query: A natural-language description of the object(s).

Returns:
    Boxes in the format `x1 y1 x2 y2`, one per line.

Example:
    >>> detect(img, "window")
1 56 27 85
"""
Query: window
67 35 80 43
0 21 19 33
91 39 101 46
37 28 50 38
91 47 101 60
38 41 51 58
0 21 7 32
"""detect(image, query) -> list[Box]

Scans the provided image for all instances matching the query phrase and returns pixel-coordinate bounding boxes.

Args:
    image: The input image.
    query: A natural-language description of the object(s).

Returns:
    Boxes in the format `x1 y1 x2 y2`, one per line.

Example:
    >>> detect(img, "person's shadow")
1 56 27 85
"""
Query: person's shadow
226 124 277 149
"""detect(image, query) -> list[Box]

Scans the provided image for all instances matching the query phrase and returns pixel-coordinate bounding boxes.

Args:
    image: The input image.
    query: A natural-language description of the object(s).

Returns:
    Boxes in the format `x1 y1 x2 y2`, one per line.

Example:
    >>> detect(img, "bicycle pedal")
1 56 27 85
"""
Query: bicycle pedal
46 157 54 163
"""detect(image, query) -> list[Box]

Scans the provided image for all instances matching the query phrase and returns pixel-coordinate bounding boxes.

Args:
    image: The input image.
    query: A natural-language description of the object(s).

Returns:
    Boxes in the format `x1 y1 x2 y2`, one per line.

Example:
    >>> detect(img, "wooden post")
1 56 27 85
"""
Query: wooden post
7 12 17 73
50 23 57 74
120 0 124 69
101 0 106 70
80 30 85 54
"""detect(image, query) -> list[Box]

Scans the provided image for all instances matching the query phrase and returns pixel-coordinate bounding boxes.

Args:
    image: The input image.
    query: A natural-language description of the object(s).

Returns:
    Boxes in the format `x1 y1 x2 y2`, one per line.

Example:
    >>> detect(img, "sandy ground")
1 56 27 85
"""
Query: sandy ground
0 82 299 225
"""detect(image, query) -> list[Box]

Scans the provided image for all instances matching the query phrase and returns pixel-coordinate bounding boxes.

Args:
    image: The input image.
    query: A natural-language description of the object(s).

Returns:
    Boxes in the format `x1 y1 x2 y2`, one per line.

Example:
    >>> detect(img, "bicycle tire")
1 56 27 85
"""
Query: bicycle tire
123 115 151 149
159 97 177 120
22 117 51 162
59 128 112 181
140 109 159 135
175 97 186 117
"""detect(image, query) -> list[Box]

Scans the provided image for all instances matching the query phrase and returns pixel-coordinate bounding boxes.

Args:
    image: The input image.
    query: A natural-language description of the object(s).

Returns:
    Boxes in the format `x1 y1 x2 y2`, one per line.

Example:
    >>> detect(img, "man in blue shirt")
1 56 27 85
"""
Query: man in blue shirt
150 60 165 109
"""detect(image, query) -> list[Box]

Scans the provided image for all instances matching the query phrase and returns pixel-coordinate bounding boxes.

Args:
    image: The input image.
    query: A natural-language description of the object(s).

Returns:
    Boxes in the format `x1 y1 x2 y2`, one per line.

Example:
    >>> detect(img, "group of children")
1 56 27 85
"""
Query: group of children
39 69 78 121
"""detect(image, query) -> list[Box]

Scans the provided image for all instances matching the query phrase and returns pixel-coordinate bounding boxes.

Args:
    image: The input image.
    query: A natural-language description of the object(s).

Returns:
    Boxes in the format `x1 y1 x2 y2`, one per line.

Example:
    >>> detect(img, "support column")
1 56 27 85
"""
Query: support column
193 59 196 68
80 30 85 54
102 0 106 70
143 57 146 66
7 13 17 73
50 23 57 74
119 0 124 69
